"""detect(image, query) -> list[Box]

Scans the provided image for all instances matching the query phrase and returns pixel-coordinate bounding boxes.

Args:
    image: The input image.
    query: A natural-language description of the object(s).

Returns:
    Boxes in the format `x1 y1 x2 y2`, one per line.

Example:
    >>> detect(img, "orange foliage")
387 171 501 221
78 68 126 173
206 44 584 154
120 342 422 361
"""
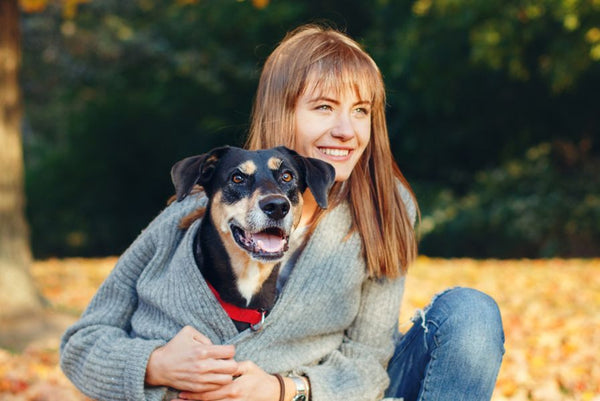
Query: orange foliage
18 0 46 13
251 0 269 9
19 0 88 17
0 346 90 401
0 257 598 400
61 0 89 19
175 0 200 5
402 257 600 401
19 0 268 16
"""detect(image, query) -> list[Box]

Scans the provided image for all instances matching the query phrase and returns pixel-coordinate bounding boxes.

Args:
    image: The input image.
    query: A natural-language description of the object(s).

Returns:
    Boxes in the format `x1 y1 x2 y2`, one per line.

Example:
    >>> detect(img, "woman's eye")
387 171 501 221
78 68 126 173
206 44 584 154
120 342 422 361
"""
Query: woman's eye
281 172 293 182
354 107 370 116
316 104 332 111
231 173 245 184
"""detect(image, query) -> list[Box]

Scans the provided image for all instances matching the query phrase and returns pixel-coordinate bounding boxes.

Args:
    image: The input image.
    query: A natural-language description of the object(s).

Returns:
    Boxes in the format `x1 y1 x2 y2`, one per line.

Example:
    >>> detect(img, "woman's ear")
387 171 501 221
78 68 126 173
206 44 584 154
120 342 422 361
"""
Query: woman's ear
170 146 230 201
275 146 336 209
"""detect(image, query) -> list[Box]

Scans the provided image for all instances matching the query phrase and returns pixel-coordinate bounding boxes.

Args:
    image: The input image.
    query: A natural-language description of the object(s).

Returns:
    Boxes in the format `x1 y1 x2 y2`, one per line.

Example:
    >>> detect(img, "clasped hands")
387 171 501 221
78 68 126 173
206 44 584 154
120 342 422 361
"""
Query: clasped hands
146 325 280 401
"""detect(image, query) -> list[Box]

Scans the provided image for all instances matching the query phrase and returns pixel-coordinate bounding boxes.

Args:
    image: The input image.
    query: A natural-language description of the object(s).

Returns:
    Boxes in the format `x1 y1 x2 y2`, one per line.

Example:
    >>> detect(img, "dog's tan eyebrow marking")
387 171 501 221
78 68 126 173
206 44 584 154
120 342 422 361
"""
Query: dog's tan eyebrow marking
267 157 283 170
238 160 257 175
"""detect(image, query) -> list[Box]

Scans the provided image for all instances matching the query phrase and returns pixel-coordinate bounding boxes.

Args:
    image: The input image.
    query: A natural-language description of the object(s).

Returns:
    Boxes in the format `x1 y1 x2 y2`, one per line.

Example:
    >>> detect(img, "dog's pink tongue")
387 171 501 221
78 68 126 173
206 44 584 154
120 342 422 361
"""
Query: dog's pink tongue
254 232 285 253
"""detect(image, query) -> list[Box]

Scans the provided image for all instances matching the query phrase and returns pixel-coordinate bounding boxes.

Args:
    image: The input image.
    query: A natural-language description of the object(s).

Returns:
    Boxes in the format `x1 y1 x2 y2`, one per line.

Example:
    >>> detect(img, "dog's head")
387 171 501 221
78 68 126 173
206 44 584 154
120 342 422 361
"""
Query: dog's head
171 146 335 262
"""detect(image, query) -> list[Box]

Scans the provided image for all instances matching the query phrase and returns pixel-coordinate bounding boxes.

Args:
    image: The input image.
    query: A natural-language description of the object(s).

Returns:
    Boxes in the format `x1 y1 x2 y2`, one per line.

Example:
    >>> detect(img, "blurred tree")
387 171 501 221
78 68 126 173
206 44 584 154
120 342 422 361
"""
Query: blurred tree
366 0 600 257
420 141 600 257
367 0 600 189
21 0 375 257
0 0 98 321
17 0 600 258
0 0 42 319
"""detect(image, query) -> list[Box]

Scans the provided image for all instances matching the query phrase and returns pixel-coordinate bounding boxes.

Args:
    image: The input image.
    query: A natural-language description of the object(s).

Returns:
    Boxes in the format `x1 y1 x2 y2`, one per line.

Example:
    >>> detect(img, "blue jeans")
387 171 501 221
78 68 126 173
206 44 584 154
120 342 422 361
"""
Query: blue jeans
385 287 505 401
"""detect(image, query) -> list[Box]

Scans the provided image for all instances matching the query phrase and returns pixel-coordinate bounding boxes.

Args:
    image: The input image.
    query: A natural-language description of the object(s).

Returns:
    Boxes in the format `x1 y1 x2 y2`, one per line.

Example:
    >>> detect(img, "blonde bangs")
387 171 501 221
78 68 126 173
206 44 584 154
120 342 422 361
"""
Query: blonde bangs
302 44 384 109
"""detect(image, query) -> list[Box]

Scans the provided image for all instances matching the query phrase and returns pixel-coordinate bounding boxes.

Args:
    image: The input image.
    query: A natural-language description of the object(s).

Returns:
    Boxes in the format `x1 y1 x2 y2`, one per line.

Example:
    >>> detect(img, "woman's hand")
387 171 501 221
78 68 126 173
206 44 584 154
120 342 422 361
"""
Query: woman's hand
174 360 282 401
145 325 239 393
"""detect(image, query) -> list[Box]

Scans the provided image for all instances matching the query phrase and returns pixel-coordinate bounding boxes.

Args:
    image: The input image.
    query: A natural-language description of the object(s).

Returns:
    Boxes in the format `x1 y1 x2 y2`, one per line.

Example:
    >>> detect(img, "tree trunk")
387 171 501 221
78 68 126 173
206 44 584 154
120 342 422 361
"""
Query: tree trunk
0 0 43 319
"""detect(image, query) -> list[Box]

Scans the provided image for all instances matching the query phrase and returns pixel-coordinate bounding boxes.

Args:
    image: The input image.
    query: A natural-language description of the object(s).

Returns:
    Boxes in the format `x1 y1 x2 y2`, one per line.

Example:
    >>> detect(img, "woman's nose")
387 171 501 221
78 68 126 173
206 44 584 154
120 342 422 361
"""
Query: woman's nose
330 113 354 141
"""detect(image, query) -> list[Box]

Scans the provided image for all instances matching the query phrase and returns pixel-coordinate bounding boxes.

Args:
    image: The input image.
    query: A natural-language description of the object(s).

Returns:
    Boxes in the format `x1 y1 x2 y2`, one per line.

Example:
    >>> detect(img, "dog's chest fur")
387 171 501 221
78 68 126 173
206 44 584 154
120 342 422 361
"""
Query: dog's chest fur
194 217 280 311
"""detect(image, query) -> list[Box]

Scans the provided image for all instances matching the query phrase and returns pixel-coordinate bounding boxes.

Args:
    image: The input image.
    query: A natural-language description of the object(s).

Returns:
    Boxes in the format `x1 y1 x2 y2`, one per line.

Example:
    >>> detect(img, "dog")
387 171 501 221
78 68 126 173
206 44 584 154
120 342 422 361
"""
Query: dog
171 146 335 331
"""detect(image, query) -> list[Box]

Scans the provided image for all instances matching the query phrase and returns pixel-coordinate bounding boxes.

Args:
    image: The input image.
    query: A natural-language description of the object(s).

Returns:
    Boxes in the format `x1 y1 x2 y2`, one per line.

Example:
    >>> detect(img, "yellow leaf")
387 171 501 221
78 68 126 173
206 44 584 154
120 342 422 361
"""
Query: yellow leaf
252 0 269 9
62 0 90 19
591 44 600 61
586 27 600 43
19 0 47 13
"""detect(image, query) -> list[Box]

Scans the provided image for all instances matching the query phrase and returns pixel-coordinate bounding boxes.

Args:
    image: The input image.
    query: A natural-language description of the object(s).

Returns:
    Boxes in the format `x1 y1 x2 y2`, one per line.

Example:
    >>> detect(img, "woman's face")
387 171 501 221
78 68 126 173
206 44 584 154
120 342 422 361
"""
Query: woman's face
293 85 371 182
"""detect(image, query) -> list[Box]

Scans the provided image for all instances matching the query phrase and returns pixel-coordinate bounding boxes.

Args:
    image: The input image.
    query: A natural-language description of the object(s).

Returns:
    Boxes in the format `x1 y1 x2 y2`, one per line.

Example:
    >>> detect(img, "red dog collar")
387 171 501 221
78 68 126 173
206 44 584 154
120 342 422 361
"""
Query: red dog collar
207 282 266 330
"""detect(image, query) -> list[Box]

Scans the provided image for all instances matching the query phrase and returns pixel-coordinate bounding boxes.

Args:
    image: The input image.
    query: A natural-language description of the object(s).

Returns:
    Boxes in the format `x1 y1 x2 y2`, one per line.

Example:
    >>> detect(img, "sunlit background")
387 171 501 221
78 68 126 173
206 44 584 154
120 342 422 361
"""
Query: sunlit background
0 0 599 400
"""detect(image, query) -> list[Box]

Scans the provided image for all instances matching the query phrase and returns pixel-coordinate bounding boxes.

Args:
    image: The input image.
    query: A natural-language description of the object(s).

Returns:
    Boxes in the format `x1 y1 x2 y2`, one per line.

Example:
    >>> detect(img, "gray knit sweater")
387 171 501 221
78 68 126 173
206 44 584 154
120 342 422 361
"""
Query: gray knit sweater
60 193 411 401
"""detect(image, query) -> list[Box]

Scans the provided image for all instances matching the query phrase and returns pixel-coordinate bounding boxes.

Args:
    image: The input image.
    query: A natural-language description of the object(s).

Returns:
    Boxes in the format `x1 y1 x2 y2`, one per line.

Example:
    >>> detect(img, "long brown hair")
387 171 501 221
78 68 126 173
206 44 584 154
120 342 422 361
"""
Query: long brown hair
245 24 418 278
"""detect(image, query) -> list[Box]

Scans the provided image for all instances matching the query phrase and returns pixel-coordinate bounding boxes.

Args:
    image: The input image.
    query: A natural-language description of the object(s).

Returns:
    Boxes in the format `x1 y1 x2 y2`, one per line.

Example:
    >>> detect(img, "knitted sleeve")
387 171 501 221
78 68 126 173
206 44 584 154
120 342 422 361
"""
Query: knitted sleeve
298 276 405 401
59 196 203 401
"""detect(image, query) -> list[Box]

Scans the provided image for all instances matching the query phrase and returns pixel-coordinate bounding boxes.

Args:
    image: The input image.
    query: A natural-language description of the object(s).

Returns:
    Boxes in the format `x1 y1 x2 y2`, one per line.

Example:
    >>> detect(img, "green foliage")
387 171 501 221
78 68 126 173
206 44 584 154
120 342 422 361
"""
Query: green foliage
20 0 600 257
383 2 596 169
419 140 600 257
22 0 375 256
364 0 600 257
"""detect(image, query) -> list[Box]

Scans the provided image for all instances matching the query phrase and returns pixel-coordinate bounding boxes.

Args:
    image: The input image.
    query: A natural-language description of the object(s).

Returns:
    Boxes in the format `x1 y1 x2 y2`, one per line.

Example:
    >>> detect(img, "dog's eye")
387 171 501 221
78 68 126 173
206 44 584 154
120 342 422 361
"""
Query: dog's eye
231 173 245 184
281 171 293 183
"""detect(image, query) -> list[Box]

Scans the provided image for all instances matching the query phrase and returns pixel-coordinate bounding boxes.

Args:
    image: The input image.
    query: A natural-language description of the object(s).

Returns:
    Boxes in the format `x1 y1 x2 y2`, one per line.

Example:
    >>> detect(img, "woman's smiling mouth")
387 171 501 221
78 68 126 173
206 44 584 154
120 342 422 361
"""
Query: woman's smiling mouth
318 147 351 157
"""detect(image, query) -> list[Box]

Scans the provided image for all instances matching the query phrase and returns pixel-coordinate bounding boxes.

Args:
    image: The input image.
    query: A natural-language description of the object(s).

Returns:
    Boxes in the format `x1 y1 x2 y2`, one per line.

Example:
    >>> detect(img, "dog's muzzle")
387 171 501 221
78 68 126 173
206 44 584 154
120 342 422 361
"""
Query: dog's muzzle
230 225 289 260
229 195 294 261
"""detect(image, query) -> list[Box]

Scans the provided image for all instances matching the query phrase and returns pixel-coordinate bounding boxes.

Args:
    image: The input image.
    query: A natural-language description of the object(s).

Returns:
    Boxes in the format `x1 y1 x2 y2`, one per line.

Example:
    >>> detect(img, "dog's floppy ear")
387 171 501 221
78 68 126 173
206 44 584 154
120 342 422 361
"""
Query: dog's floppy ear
171 146 230 201
275 146 336 209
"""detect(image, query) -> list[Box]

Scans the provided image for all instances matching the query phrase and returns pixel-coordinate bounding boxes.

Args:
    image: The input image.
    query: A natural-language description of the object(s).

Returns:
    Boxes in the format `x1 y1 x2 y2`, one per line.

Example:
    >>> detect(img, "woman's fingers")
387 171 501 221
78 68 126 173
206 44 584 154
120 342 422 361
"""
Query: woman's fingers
186 357 239 378
146 325 238 390
175 372 235 393
188 343 236 362
176 361 279 401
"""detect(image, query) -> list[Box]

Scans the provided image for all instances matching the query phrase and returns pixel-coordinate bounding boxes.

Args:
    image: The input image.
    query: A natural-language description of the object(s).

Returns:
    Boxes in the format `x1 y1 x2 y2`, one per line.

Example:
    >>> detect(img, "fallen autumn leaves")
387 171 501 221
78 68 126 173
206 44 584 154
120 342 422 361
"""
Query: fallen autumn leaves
402 258 600 401
0 257 598 400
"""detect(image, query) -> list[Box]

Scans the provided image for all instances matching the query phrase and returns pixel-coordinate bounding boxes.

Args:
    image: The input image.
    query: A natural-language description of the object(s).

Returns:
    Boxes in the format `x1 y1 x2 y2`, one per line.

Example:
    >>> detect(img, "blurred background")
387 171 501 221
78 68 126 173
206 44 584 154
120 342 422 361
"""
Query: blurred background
13 0 599 260
1 1 600 400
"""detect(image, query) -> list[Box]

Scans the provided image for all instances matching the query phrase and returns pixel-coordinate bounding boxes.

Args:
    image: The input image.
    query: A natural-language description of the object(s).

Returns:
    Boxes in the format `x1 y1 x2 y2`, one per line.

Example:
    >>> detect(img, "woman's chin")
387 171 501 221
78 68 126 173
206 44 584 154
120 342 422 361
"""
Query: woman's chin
333 169 351 182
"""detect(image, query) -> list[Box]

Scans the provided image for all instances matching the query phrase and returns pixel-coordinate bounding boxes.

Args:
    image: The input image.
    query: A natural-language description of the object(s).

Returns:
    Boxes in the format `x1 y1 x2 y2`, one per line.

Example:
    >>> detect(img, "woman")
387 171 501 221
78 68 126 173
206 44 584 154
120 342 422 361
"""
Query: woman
60 25 504 401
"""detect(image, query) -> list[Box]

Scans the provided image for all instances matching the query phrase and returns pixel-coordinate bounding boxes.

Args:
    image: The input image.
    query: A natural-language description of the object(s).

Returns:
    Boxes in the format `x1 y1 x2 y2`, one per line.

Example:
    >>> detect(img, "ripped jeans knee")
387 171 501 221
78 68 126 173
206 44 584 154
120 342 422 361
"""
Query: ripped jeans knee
386 287 505 401
410 286 505 350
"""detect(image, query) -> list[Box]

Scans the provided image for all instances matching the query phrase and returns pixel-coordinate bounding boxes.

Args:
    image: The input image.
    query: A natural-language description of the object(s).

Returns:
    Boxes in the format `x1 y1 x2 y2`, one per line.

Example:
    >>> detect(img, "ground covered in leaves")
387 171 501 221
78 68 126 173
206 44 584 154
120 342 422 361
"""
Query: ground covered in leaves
1 257 599 400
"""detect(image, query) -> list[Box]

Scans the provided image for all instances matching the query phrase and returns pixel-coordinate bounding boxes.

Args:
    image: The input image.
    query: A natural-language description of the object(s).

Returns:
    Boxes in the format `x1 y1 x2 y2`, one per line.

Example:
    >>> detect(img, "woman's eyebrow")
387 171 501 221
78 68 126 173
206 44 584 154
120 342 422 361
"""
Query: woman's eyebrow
307 96 372 106
308 95 339 104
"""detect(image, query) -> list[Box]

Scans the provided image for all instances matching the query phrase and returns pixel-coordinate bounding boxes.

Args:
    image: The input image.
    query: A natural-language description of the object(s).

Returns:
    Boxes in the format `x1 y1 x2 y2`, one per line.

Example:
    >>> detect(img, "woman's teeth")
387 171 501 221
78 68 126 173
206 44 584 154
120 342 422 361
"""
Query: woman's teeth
319 148 350 157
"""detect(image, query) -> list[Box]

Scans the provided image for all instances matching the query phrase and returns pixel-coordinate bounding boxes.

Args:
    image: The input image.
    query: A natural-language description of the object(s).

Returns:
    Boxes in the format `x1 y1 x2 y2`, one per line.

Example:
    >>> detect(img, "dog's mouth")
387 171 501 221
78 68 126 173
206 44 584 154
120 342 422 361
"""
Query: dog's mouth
230 224 289 260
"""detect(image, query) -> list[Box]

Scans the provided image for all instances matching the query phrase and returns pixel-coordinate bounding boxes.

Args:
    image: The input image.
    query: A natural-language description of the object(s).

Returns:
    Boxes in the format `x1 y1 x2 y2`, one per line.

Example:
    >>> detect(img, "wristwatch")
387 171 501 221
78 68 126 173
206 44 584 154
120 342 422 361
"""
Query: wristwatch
290 375 308 401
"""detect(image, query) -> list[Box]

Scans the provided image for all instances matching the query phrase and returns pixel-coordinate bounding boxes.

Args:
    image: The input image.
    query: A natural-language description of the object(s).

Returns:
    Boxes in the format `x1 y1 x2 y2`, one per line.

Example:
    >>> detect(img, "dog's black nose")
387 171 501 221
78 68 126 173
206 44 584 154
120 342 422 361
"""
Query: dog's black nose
259 195 290 220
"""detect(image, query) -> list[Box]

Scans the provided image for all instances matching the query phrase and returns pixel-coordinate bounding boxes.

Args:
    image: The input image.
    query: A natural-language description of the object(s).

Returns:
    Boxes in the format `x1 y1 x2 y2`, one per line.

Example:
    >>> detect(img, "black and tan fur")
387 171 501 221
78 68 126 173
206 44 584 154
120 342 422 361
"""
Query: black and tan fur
171 146 335 331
